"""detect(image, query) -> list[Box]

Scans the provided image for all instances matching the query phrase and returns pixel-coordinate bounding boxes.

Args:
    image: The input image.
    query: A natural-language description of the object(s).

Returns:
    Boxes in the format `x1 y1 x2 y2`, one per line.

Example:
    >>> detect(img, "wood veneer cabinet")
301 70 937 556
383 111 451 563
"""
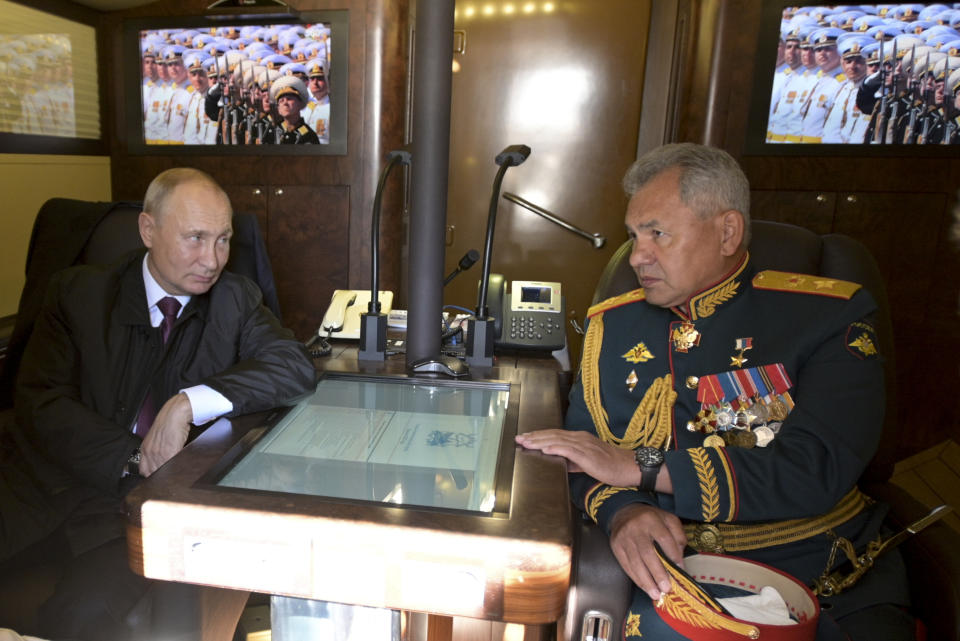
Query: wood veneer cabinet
224 183 350 342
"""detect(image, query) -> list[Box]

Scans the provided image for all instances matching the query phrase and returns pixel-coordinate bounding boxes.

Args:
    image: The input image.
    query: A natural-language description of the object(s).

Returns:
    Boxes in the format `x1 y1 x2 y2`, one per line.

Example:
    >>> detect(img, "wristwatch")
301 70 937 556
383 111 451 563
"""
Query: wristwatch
634 446 664 492
127 447 142 476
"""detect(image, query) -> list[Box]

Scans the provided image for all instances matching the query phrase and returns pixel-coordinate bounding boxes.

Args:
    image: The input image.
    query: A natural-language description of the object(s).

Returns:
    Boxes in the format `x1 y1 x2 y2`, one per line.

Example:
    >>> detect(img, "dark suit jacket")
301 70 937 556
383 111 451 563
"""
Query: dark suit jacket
2 250 315 558
0 198 282 408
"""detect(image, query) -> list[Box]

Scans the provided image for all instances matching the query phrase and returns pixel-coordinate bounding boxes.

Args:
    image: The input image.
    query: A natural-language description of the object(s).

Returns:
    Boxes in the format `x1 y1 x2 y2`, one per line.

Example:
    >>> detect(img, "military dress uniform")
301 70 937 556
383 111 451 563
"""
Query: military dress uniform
799 66 846 142
565 255 911 640
276 118 320 144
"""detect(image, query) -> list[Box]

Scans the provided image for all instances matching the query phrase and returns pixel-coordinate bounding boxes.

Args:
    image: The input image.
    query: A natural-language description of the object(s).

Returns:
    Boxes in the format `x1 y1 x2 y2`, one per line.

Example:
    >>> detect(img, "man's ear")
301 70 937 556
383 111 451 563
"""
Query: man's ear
139 212 156 249
718 210 745 257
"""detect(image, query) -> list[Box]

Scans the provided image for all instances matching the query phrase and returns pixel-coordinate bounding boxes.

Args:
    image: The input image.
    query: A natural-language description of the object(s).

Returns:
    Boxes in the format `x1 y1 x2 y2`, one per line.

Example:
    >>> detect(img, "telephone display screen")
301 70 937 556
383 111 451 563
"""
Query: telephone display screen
520 286 552 304
215 375 517 515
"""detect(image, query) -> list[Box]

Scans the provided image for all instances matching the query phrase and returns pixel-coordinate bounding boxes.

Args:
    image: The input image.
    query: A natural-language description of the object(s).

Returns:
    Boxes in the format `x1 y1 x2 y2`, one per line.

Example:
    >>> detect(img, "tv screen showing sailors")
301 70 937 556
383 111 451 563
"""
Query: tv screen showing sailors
140 23 331 145
767 4 960 145
0 33 82 139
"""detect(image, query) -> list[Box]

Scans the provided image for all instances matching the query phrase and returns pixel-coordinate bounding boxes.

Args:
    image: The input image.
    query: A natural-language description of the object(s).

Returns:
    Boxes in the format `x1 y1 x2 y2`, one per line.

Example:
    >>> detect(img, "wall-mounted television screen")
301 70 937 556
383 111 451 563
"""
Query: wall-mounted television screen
123 10 347 155
746 3 960 154
0 0 102 154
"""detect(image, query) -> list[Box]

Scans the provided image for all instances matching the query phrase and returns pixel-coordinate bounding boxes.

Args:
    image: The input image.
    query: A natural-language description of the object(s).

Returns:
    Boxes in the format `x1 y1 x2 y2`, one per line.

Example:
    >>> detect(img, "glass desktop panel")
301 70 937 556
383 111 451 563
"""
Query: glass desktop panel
218 378 510 513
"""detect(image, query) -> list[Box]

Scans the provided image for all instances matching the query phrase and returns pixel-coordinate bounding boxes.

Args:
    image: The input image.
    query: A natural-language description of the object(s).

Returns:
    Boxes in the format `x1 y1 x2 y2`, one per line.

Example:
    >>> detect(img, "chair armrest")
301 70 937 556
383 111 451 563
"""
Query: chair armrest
562 513 632 641
865 482 960 641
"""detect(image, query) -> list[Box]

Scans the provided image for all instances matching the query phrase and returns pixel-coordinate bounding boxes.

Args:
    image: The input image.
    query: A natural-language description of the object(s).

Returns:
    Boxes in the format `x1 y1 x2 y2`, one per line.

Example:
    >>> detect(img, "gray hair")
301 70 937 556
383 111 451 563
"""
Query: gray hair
143 167 231 222
623 143 751 243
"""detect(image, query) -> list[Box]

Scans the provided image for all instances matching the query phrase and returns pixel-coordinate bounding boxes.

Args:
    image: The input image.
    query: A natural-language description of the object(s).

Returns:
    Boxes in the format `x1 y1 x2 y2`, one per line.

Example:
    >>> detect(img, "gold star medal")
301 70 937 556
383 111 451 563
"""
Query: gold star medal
672 322 701 353
730 337 753 368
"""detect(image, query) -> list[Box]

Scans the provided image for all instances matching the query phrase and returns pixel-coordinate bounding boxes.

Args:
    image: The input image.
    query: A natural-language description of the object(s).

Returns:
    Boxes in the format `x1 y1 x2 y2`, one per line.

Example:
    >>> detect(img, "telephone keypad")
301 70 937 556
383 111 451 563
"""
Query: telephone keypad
508 314 562 347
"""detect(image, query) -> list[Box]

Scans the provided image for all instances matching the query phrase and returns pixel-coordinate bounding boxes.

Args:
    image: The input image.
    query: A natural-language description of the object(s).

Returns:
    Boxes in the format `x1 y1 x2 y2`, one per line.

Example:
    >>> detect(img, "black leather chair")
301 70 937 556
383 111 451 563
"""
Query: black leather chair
563 220 959 641
0 197 281 409
0 197 280 635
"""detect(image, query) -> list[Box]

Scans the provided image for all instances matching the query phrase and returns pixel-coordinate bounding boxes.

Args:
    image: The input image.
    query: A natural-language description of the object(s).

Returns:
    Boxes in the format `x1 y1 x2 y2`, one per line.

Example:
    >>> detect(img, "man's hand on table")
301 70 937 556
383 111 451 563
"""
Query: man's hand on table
140 392 193 477
515 429 642 487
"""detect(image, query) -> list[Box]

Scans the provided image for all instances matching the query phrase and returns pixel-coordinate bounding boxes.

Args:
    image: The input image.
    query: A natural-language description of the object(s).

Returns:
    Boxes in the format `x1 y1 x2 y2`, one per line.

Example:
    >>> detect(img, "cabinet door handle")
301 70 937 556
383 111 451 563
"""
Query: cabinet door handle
846 195 857 203
816 194 827 203
253 188 262 196
274 188 284 196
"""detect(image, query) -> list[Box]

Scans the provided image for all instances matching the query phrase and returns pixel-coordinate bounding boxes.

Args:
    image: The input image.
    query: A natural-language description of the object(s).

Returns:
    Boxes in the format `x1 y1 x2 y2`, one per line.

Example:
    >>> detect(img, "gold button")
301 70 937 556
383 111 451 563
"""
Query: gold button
685 375 699 390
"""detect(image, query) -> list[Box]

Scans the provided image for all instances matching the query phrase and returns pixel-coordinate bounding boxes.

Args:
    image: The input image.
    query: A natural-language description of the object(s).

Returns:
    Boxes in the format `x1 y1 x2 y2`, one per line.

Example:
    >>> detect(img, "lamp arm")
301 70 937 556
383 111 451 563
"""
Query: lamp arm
502 192 606 249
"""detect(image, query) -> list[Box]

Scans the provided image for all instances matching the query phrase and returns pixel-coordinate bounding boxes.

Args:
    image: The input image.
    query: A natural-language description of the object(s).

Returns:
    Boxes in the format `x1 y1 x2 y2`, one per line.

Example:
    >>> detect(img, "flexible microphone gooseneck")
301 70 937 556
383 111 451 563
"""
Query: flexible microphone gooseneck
359 148 412 362
466 144 531 367
476 145 531 318
443 249 480 286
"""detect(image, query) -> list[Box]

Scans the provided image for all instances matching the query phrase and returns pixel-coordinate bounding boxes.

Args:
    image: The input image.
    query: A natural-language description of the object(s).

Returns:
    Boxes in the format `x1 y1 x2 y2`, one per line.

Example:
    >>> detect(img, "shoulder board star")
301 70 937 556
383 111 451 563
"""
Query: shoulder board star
587 288 646 319
752 270 861 299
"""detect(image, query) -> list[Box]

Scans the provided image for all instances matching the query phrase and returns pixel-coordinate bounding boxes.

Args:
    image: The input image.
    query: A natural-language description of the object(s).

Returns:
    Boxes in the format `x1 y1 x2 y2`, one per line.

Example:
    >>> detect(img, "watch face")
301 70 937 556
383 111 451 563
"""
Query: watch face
636 447 664 467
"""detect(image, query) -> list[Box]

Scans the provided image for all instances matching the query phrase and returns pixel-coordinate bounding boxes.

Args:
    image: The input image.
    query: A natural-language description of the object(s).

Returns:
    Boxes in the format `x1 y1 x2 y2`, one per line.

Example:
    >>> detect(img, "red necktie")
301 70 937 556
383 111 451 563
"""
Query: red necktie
135 297 181 437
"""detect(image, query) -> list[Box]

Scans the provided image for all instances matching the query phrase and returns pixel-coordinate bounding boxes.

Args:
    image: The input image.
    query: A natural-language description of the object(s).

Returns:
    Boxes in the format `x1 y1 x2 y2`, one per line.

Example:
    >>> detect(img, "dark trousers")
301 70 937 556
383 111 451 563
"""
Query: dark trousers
0 487 204 641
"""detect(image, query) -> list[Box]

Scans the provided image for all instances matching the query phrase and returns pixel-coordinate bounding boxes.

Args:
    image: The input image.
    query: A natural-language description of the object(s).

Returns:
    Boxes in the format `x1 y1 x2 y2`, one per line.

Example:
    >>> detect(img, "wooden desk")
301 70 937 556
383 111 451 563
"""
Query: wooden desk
125 354 572 636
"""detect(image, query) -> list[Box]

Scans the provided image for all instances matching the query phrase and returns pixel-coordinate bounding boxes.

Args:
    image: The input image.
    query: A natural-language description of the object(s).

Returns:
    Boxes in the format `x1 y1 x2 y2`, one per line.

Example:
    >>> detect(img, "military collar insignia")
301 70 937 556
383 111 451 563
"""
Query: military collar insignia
671 253 750 322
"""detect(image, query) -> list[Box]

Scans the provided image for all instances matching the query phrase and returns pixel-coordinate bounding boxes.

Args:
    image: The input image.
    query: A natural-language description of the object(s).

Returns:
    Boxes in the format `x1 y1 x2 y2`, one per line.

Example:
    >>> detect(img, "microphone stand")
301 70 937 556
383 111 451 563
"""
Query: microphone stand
502 192 606 249
359 148 411 361
466 144 531 367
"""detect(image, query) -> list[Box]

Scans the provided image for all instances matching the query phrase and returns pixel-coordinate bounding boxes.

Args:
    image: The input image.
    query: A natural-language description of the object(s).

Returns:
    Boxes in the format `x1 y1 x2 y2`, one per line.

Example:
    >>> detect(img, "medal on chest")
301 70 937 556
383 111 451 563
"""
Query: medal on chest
672 322 701 353
688 360 795 449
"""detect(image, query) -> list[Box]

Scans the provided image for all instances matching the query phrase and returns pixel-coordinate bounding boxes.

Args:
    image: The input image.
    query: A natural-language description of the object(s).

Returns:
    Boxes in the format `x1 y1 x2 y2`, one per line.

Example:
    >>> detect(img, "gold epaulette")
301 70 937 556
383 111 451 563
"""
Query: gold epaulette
587 288 645 318
752 270 861 299
298 125 309 135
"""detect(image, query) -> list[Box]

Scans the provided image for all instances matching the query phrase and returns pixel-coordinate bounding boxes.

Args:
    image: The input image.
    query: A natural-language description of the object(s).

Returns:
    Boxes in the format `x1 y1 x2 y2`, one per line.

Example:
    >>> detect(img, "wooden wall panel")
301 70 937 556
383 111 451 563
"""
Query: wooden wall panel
268 185 350 340
750 190 834 235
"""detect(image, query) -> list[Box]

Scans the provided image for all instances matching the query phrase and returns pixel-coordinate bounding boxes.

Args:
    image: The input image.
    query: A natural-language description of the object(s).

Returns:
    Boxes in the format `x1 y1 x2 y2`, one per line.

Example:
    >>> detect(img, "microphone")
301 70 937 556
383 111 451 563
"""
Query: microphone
495 144 531 167
359 147 411 362
466 144 531 367
443 249 480 286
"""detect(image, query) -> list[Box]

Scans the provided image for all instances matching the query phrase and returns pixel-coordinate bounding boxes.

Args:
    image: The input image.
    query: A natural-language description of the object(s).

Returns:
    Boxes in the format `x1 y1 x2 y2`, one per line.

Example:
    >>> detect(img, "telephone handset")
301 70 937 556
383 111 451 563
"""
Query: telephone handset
482 274 565 351
320 289 394 340
485 273 506 339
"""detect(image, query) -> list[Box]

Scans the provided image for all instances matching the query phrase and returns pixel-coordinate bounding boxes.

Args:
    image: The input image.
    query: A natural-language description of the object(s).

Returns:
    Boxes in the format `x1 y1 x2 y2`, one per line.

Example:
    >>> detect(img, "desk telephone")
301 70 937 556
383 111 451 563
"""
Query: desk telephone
320 290 394 340
485 274 565 351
